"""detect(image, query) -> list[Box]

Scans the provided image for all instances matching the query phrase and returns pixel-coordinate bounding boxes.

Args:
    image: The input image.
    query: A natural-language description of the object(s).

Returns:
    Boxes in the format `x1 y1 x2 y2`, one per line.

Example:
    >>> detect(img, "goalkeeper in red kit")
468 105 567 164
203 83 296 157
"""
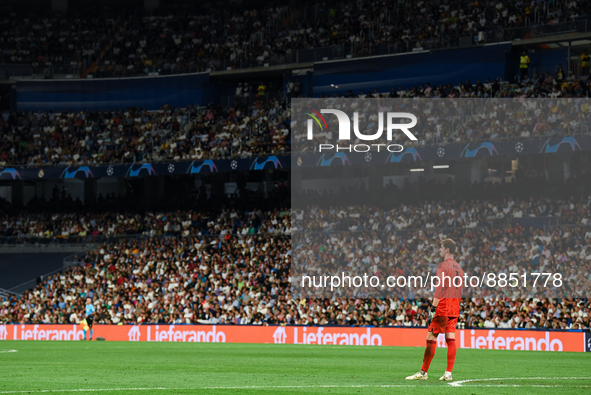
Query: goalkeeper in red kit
406 238 464 382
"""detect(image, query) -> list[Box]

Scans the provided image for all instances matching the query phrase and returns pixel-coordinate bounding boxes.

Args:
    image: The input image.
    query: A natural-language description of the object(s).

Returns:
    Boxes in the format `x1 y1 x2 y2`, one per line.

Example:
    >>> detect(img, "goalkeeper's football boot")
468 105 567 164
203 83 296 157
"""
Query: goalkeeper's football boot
439 371 453 381
405 371 428 380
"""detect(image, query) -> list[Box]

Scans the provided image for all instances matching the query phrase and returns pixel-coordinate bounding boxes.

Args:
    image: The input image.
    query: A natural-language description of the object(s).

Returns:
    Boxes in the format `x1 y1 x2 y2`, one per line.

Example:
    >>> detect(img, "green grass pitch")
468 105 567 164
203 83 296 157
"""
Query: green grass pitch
0 341 590 394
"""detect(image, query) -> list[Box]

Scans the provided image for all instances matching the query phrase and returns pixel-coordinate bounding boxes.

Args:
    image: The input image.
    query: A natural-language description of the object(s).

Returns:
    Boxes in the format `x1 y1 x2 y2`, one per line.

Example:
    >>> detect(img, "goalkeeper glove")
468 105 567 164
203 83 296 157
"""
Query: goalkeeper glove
426 305 437 326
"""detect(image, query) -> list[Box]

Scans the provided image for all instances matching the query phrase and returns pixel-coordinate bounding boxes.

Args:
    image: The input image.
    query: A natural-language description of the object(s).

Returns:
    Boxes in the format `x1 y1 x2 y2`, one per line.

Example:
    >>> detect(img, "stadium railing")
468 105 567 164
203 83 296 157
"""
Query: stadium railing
0 287 19 298
0 63 33 79
0 242 99 254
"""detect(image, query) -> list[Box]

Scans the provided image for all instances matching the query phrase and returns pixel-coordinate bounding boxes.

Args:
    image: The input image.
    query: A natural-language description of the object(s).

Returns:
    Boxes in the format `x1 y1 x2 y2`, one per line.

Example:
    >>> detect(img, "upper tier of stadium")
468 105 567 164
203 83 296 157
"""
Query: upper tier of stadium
1 0 589 77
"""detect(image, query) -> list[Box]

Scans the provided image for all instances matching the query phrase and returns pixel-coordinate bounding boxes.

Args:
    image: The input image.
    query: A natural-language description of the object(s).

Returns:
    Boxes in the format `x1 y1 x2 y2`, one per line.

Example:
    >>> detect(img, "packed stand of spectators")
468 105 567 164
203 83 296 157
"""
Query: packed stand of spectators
0 12 120 76
2 195 591 239
1 195 590 329
292 222 591 298
4 71 591 167
0 99 290 166
294 196 591 232
0 207 291 240
296 92 591 152
3 0 591 77
1 225 589 329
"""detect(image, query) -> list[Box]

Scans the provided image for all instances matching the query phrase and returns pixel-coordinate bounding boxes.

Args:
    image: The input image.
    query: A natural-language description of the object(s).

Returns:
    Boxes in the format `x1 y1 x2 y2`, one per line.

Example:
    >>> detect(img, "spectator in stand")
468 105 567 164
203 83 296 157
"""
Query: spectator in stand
235 83 244 101
581 50 590 76
286 79 294 100
520 51 530 80
555 65 566 85
257 82 267 98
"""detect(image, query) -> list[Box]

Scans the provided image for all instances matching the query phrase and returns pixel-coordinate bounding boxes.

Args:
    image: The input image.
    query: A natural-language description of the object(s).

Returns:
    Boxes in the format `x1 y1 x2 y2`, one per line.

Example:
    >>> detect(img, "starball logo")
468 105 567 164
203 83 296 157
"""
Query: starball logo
305 108 418 152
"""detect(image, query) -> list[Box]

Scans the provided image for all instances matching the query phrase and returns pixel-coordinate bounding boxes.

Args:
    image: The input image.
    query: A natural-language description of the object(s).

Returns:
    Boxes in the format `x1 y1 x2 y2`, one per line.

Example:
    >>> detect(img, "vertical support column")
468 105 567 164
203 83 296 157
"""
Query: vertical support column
470 159 483 184
568 40 572 73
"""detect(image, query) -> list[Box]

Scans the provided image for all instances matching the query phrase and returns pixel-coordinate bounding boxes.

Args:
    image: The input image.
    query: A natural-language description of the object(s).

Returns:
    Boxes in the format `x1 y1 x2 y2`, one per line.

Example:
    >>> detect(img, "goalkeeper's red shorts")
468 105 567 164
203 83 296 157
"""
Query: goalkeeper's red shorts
428 316 458 334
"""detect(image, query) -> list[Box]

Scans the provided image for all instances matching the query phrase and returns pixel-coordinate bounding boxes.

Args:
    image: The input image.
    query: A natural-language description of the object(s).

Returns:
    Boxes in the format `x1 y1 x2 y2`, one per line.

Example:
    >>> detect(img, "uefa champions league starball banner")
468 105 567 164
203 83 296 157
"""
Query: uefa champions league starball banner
290 98 591 301
0 324 586 352
2 136 591 180
0 156 289 180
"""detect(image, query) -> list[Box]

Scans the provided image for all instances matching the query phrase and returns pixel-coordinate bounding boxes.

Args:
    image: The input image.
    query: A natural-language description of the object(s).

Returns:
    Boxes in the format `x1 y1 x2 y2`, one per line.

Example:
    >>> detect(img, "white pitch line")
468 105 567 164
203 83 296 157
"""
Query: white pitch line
0 385 416 394
450 377 591 387
202 385 422 389
455 385 591 388
0 389 179 394
2 378 591 393
0 350 17 353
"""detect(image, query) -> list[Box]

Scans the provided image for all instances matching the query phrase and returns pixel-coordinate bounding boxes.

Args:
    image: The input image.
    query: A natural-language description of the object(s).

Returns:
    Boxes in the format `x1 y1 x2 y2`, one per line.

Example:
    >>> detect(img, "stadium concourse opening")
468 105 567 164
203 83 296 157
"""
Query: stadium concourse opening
1 0 591 393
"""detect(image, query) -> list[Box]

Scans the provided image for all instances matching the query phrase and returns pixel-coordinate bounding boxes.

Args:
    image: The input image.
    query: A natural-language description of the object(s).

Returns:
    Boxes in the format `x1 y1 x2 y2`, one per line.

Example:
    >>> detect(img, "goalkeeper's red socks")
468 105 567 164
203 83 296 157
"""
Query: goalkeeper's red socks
420 338 457 373
420 340 437 372
446 338 457 372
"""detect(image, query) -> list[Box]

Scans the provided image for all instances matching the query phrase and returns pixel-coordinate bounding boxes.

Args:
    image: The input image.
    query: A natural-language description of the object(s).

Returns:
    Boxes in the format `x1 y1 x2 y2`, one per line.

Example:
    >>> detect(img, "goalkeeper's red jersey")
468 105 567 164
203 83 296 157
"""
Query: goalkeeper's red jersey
433 258 464 317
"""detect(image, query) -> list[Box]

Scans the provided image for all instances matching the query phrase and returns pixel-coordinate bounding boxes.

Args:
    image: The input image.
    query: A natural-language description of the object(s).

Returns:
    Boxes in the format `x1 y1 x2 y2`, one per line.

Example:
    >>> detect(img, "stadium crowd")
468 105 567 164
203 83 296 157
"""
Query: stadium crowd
296 94 591 153
0 12 120 75
1 0 591 334
4 74 591 166
2 0 590 76
0 207 291 239
0 99 290 166
92 0 584 75
1 195 590 330
2 195 591 238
